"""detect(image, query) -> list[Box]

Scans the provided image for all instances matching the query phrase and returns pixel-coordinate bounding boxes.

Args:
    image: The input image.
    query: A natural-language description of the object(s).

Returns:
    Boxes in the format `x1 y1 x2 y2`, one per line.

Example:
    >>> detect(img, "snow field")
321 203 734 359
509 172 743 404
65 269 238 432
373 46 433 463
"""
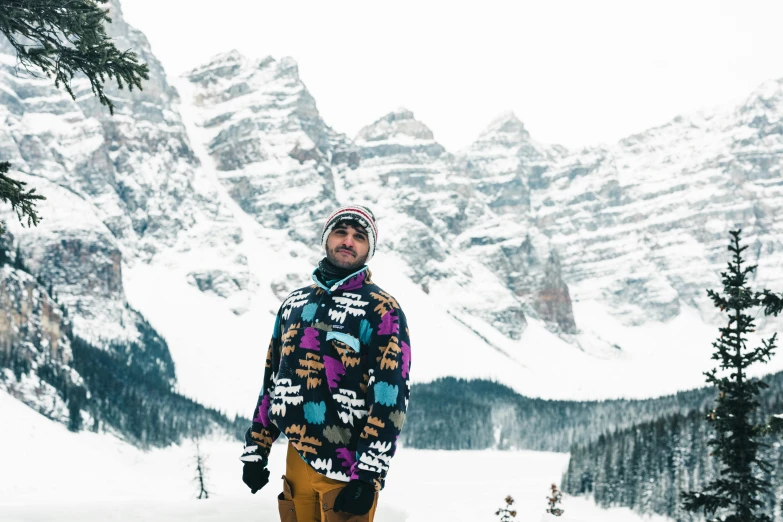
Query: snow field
0 390 670 522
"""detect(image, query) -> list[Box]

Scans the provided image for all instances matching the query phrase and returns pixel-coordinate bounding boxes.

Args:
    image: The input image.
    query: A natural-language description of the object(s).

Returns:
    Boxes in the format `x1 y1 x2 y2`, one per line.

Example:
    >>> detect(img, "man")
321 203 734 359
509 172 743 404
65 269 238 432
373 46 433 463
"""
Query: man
241 205 412 522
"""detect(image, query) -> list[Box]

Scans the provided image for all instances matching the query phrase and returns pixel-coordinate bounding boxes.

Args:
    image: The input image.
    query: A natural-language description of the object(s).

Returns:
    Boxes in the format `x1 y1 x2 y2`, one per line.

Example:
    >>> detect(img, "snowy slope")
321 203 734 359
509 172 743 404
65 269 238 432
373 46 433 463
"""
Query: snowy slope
0 390 671 522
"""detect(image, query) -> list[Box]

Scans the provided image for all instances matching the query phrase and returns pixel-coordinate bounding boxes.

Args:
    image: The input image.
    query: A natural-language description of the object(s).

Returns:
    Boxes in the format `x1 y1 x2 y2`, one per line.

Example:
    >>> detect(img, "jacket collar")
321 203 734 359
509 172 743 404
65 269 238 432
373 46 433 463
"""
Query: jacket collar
311 266 370 293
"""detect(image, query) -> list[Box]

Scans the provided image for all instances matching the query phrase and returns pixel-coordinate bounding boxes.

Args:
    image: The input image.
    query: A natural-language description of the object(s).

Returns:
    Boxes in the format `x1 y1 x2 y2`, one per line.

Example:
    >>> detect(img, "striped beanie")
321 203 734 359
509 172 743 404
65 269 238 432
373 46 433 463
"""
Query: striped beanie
321 205 378 262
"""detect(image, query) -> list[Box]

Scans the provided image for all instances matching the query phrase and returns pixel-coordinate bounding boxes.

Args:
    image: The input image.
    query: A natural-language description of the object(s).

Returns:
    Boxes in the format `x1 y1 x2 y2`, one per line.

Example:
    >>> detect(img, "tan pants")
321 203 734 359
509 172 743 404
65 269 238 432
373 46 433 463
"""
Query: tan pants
278 442 379 522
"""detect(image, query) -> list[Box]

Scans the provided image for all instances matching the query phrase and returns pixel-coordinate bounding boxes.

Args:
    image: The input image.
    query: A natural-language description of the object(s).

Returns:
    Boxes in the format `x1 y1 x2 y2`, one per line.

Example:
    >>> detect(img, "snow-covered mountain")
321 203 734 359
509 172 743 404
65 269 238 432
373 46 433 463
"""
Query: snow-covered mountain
1 0 782 417
0 0 247 344
532 85 783 327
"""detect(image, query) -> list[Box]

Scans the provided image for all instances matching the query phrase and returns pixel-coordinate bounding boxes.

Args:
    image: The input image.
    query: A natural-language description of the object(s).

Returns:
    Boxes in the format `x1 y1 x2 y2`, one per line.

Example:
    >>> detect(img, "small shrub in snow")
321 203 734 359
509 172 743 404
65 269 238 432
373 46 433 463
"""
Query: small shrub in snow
495 495 516 521
546 483 564 516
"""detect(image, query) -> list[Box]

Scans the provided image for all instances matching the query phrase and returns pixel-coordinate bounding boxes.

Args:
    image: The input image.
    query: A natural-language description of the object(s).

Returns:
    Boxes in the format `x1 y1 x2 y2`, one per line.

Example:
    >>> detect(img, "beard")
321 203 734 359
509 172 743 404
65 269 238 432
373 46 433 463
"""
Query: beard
325 245 368 271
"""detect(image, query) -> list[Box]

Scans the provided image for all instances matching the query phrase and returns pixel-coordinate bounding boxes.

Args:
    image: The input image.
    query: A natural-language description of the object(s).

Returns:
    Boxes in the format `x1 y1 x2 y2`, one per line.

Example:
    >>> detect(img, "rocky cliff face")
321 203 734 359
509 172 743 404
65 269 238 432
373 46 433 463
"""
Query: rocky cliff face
341 108 532 339
0 0 242 422
0 0 253 340
355 108 446 159
458 111 563 214
307 74 781 337
177 59 550 339
0 260 76 424
1 0 195 258
181 50 349 240
0 265 68 364
531 80 783 327
534 251 576 333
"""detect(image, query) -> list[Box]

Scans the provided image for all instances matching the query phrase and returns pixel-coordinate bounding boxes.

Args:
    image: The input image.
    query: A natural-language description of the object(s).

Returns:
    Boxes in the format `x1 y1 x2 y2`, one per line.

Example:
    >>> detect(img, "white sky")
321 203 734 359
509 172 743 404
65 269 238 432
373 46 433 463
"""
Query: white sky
121 0 783 152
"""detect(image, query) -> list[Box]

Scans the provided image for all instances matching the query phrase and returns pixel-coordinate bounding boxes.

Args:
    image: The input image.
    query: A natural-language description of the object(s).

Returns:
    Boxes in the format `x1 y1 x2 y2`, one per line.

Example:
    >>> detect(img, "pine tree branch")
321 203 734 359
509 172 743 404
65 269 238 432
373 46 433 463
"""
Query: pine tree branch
0 161 45 233
0 0 150 114
757 290 783 317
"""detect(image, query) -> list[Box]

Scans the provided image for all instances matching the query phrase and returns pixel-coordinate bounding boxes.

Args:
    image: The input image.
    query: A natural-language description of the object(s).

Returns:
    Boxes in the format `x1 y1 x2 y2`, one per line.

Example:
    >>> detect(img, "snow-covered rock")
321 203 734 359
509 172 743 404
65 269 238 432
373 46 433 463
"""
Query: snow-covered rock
0 258 76 423
181 49 348 239
355 107 445 159
533 80 783 328
0 0 252 342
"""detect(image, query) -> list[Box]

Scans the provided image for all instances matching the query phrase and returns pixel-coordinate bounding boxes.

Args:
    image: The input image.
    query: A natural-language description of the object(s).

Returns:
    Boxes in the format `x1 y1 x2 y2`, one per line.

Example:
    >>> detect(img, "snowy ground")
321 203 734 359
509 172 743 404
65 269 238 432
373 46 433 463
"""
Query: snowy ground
0 391 670 522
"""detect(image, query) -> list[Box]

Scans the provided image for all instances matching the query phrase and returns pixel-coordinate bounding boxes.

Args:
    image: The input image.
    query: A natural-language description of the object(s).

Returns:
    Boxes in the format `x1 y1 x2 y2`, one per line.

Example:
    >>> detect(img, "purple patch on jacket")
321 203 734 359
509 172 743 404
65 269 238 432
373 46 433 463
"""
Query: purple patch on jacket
349 460 361 480
400 340 411 378
336 447 356 470
300 327 321 350
324 355 346 389
338 271 366 291
378 309 399 335
254 394 271 427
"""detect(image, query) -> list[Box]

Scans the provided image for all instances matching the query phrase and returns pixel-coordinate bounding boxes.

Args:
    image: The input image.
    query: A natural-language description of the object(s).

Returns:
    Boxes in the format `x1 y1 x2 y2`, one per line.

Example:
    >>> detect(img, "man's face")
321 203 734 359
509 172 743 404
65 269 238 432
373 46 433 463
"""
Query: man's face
325 222 370 270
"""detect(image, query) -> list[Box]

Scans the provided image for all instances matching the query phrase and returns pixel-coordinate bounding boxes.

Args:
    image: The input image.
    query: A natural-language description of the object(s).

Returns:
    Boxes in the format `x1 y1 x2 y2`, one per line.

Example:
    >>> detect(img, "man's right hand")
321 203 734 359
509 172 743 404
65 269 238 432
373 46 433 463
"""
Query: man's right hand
242 461 270 494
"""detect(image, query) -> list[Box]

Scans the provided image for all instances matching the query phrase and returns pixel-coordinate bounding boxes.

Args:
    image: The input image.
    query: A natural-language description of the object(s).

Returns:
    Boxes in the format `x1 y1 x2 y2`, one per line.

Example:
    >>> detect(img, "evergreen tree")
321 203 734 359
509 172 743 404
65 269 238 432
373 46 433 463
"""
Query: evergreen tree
759 287 783 440
0 232 11 266
682 229 778 522
0 161 44 234
0 0 150 232
547 484 565 516
495 495 517 522
765 415 783 438
13 244 25 271
67 393 84 432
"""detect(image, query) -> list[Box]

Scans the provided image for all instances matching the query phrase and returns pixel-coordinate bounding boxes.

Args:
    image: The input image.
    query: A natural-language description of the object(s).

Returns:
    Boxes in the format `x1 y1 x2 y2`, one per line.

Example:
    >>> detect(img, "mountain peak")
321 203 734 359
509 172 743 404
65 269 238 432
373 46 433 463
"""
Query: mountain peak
184 49 248 83
741 77 783 113
482 111 528 137
277 56 300 79
215 49 245 63
381 107 415 123
461 110 534 153
751 76 783 98
356 108 436 143
200 49 247 69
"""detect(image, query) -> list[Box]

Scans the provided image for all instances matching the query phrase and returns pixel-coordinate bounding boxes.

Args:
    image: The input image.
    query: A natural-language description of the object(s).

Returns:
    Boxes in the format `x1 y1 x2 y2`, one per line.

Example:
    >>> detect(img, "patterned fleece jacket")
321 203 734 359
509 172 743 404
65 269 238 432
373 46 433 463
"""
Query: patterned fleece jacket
240 266 411 491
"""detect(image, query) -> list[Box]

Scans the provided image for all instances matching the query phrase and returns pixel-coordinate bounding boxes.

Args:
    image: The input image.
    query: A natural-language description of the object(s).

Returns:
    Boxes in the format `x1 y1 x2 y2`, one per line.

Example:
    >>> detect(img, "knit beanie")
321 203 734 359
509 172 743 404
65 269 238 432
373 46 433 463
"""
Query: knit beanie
321 205 378 263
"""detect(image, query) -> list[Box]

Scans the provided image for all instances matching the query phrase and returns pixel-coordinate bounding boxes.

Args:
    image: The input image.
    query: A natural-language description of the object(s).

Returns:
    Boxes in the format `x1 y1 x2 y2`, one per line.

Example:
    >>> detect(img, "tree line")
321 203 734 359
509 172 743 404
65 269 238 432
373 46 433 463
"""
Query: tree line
563 230 783 521
403 371 782 453
562 398 783 520
0 238 246 446
3 312 248 447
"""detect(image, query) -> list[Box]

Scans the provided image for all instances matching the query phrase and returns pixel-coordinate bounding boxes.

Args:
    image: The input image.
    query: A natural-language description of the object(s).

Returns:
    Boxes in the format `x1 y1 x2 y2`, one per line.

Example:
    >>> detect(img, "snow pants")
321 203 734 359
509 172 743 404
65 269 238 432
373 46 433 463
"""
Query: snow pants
278 442 379 522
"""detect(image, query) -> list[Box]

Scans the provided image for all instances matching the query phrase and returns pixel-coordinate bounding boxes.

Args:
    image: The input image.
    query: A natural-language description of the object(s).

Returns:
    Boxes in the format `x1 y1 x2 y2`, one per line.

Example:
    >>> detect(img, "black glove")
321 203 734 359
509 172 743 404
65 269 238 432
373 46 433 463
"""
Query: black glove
242 461 270 494
333 480 375 515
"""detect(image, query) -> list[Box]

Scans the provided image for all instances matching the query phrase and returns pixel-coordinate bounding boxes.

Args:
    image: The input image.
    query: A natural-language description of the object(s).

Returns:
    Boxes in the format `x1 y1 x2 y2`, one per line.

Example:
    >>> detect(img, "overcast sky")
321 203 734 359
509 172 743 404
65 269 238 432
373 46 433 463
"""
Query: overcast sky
121 0 783 152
